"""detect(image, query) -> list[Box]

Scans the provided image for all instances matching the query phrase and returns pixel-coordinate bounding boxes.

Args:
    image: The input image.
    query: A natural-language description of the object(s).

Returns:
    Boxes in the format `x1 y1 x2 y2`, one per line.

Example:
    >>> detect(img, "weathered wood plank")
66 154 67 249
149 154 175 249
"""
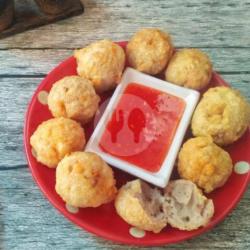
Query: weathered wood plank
0 0 249 49
0 75 249 168
0 168 249 250
1 48 250 76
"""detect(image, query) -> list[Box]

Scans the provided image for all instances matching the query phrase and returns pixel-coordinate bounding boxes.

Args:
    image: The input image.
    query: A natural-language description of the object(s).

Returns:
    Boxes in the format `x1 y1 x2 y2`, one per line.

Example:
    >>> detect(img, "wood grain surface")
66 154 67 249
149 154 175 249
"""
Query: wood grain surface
0 0 249 249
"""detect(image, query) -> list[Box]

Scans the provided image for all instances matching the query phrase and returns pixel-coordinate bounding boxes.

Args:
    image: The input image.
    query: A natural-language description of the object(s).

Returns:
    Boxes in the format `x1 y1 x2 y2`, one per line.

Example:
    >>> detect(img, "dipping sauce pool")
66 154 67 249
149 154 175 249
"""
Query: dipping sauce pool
99 83 186 172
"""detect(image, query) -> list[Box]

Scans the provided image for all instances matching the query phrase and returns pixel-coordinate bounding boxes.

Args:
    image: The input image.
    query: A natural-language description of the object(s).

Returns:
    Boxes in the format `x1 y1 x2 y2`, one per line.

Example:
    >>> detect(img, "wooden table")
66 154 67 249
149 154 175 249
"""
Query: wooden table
0 0 249 249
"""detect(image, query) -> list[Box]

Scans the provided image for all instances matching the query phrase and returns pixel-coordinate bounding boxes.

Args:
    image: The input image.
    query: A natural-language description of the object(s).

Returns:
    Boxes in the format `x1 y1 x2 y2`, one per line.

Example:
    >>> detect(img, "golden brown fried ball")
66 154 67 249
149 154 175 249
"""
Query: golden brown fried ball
55 152 117 208
30 117 85 168
126 28 173 75
48 76 100 124
177 137 233 193
115 179 167 233
192 87 250 145
164 180 214 231
165 48 212 90
74 40 125 93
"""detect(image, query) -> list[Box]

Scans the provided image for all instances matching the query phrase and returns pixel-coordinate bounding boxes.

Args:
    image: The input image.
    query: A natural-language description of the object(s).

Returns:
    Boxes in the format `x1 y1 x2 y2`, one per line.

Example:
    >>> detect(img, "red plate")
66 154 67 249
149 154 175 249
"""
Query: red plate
24 41 250 246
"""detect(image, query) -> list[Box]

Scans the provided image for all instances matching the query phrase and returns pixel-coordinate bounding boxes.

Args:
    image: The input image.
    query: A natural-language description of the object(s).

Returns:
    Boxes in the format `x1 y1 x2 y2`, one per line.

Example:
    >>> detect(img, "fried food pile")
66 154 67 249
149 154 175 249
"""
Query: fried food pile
29 28 250 233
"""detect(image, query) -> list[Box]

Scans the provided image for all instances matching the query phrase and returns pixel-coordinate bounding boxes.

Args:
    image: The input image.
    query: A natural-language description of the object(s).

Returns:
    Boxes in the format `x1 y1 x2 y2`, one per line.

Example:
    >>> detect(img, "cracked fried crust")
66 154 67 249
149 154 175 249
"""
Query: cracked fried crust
192 87 250 145
126 28 173 75
74 40 125 93
30 117 85 168
165 48 212 90
48 76 100 124
56 152 117 208
177 137 233 193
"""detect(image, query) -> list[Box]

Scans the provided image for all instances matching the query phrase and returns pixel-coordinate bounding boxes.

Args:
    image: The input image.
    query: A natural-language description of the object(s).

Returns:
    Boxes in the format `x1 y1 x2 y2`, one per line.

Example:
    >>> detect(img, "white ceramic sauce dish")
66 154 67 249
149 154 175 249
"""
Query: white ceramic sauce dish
86 67 200 187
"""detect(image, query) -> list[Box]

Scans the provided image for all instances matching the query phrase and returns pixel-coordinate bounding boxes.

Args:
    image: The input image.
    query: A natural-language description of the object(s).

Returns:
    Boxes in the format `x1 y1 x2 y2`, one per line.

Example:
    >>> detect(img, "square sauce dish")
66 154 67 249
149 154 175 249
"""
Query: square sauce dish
86 67 200 187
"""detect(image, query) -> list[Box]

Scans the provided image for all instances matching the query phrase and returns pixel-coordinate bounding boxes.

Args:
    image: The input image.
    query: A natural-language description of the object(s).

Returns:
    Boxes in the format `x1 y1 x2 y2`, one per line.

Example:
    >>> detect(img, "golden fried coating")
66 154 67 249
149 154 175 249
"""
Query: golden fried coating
164 180 214 231
126 28 173 75
178 137 233 193
115 179 167 233
165 48 212 90
74 40 125 93
30 118 85 168
55 152 117 208
48 76 100 124
192 87 250 145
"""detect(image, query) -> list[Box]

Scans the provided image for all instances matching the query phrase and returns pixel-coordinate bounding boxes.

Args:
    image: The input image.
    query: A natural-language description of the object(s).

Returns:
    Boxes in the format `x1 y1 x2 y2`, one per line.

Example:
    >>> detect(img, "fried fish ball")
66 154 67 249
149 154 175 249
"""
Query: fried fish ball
48 76 100 124
55 152 117 208
177 137 233 193
164 179 214 231
192 87 250 145
126 28 174 75
30 118 85 168
165 49 212 90
74 40 125 93
115 179 167 233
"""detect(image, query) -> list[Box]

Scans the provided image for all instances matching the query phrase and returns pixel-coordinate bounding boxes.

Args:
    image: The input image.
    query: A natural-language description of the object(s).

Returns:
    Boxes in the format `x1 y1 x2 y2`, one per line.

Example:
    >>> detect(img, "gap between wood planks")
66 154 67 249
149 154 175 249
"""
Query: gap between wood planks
0 165 27 171
1 72 250 78
0 46 250 50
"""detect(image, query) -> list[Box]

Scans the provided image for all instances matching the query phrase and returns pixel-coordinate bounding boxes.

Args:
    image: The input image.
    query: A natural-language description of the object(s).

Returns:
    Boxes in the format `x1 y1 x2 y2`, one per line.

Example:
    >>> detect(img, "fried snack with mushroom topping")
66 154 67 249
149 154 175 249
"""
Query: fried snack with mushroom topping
56 152 117 208
163 179 214 231
126 28 174 75
115 179 167 233
165 48 212 90
74 40 125 93
30 117 85 168
48 76 100 124
192 87 250 145
178 137 233 193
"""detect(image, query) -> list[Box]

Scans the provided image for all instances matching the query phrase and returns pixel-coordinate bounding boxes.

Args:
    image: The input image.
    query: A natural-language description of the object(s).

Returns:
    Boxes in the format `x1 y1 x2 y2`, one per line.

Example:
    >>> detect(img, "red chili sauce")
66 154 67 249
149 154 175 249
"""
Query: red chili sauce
99 83 186 172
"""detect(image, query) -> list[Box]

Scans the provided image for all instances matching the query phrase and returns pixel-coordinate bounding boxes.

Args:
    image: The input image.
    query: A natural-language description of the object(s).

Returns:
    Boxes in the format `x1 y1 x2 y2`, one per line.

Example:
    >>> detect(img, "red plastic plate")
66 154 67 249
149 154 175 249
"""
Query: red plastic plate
24 41 250 246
